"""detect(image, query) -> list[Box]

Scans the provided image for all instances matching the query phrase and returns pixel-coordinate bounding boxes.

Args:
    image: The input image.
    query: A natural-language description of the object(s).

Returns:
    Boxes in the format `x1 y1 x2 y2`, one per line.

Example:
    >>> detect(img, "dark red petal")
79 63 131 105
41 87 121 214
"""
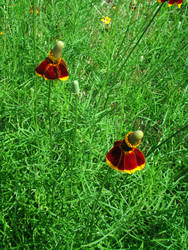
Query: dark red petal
168 0 182 4
58 59 69 80
168 0 176 4
123 151 139 171
35 60 49 76
123 149 145 171
114 140 123 147
106 141 122 168
43 65 58 80
133 148 145 166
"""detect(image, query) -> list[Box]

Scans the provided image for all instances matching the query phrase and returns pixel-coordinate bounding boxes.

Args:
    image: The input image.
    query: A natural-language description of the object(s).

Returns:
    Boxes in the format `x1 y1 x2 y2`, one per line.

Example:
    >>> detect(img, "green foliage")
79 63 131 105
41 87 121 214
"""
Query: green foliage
0 0 187 249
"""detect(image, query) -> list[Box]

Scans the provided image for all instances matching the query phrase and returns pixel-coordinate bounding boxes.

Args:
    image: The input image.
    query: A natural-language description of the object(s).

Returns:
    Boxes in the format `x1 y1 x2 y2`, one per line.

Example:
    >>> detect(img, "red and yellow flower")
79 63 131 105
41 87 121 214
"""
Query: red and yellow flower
35 41 69 81
158 0 183 8
106 130 145 174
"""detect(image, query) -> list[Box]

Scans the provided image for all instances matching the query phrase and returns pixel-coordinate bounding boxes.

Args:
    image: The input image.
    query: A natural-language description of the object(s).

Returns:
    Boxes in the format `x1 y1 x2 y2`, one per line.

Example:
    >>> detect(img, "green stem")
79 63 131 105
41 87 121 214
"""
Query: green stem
114 1 157 64
102 3 164 109
32 0 36 59
48 81 52 154
146 125 188 157
114 18 131 61
33 0 37 127
118 3 164 80
86 168 112 242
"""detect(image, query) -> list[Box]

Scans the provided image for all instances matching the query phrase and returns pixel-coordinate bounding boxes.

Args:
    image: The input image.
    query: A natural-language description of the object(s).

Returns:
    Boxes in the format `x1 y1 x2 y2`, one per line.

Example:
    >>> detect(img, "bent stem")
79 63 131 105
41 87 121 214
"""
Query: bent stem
103 3 164 109
118 3 164 81
146 125 188 157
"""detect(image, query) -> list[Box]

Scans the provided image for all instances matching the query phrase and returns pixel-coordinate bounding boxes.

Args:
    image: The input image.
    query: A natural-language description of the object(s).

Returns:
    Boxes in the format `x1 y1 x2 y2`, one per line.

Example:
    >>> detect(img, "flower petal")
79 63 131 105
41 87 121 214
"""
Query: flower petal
58 59 69 81
35 60 50 77
43 64 59 80
106 140 122 169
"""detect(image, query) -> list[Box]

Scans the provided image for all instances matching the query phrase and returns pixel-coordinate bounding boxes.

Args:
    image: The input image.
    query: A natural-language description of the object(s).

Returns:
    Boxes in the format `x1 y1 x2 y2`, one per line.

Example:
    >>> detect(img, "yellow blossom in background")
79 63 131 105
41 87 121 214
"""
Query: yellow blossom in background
0 32 4 35
29 7 39 14
101 16 111 24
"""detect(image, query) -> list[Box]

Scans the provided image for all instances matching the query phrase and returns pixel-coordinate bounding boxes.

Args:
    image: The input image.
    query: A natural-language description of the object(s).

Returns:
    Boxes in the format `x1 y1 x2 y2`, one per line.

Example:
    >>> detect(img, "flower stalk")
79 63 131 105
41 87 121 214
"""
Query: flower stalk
118 3 164 81
102 3 164 109
48 81 52 154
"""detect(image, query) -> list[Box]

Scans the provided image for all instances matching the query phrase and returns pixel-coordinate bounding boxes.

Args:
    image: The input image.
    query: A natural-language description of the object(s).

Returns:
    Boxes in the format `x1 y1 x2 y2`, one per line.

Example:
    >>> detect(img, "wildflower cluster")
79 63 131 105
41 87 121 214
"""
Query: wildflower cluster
34 0 184 175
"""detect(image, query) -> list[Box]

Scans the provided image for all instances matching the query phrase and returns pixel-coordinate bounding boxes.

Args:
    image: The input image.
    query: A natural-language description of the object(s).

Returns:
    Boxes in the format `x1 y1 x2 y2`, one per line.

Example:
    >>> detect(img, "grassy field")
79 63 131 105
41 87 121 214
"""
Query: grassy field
0 0 187 249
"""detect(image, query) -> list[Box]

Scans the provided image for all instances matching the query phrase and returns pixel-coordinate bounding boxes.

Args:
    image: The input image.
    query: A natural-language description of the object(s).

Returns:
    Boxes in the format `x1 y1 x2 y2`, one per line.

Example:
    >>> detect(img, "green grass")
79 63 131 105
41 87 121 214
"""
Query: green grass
0 0 187 249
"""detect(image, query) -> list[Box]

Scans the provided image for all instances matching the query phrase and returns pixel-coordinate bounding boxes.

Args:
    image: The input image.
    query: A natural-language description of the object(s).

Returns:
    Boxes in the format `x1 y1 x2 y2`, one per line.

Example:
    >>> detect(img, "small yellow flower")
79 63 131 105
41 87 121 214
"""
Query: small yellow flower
101 16 111 25
0 32 4 35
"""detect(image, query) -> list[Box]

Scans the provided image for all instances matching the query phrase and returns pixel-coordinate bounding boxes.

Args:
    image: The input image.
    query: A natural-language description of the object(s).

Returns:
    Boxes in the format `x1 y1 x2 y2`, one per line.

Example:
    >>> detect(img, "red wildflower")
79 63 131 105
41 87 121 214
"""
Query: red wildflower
158 0 183 8
35 41 69 81
106 131 145 174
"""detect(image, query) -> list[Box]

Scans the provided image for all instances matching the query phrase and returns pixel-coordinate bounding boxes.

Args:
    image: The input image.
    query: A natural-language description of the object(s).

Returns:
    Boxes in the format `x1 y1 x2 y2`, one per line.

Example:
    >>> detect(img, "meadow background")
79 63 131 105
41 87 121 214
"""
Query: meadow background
0 0 187 249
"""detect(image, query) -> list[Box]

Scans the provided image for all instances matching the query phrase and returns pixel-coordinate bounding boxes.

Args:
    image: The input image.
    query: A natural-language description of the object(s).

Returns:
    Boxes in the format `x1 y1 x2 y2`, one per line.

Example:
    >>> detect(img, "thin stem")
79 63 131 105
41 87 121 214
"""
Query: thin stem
102 3 164 109
114 0 155 63
118 3 164 80
32 0 36 60
48 81 52 154
89 184 103 226
114 17 131 60
146 125 188 157
33 0 37 127
86 168 112 242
